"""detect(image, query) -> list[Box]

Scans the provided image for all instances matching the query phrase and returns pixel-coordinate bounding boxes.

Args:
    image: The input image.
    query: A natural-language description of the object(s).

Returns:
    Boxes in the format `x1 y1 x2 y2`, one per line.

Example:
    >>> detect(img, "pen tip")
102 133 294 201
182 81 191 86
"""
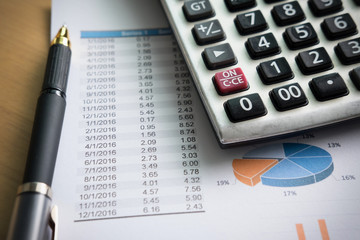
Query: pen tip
58 26 68 36
51 25 71 48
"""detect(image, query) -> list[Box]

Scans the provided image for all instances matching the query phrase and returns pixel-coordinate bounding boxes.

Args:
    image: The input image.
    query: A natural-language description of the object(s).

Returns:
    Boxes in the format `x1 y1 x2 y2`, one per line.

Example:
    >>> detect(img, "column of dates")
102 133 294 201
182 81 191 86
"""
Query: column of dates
172 40 203 212
78 38 119 220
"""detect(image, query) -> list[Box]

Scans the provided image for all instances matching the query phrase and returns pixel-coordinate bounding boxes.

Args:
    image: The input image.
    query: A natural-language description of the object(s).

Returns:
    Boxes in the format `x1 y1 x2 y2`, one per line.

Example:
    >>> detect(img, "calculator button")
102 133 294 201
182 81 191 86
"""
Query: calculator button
265 0 286 3
202 43 237 70
183 0 215 22
257 57 294 84
245 33 281 59
224 0 256 12
350 67 360 90
335 38 360 65
213 67 249 95
296 47 333 75
283 23 319 50
192 20 226 45
225 93 267 122
309 73 349 101
271 1 306 26
321 13 358 40
235 10 268 35
270 83 308 111
308 0 343 17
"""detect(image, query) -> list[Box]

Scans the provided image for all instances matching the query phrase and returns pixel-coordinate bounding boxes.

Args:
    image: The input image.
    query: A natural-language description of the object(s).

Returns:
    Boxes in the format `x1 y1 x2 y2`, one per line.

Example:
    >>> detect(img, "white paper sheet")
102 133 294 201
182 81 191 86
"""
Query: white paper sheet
52 0 360 239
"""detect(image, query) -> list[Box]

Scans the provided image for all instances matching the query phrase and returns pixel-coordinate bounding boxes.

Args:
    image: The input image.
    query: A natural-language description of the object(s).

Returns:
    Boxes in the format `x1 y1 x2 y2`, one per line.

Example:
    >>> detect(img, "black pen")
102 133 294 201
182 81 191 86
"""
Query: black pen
7 25 71 240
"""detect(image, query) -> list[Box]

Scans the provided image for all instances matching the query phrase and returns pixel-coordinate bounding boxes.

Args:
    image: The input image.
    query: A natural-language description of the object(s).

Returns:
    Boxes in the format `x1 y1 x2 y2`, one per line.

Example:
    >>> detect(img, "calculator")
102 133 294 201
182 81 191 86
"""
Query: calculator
160 0 360 147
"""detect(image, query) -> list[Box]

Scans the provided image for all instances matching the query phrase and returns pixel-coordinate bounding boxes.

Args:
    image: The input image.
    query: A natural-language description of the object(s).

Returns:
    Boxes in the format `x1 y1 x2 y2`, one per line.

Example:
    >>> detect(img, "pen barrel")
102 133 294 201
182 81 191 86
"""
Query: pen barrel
23 93 66 186
42 44 71 92
7 193 52 240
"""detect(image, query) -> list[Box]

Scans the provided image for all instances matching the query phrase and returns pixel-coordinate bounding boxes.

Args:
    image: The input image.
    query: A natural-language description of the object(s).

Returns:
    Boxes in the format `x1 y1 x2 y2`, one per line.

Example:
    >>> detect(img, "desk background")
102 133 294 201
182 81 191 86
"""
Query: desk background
0 1 51 238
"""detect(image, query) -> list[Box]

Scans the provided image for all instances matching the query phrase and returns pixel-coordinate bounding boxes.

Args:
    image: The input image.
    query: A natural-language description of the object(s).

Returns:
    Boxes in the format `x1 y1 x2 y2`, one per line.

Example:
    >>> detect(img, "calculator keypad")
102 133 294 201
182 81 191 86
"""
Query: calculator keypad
225 93 267 122
271 1 306 26
213 67 249 95
192 19 226 45
321 13 358 40
296 47 333 75
224 0 256 12
246 33 281 59
202 43 237 70
270 83 308 111
308 0 343 17
350 67 360 90
309 73 349 101
257 57 294 84
335 38 360 65
161 0 360 146
283 23 319 50
235 10 268 35
183 0 214 22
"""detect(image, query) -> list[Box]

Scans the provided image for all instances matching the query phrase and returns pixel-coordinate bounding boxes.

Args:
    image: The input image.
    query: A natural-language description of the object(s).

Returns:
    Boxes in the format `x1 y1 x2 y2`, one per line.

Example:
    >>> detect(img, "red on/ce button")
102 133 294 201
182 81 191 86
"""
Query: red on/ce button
213 67 249 95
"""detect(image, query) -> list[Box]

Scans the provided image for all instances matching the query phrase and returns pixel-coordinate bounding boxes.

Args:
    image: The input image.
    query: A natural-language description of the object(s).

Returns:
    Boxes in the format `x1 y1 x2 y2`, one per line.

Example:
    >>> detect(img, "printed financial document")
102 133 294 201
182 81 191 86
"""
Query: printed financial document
52 0 360 239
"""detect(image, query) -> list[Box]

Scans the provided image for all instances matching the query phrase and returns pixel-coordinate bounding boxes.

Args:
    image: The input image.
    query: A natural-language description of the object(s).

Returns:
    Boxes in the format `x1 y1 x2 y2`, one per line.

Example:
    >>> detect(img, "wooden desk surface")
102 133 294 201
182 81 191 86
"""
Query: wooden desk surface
0 1 51 238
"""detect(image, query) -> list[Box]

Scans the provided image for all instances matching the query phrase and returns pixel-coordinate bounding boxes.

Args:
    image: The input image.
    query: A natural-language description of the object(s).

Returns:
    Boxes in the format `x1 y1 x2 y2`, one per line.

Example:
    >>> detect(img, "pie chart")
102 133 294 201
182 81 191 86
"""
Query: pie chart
232 143 334 187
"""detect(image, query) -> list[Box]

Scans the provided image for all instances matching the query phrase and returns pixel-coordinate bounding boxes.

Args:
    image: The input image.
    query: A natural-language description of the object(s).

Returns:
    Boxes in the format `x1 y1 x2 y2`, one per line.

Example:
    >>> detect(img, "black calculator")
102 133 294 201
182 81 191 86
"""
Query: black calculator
160 0 360 147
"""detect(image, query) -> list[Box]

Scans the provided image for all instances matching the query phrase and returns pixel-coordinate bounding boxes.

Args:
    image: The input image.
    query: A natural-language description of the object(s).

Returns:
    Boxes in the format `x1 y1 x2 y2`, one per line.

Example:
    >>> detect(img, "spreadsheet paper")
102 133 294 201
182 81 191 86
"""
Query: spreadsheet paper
52 0 360 239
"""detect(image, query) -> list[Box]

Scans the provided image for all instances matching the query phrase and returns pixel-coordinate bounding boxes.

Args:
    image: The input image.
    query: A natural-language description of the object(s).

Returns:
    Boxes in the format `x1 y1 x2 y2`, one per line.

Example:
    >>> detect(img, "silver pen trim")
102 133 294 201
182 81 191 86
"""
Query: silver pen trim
17 182 53 199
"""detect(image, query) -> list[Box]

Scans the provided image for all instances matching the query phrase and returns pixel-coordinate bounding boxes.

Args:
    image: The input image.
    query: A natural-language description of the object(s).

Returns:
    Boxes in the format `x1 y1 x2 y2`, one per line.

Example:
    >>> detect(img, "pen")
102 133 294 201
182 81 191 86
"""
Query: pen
7 25 71 240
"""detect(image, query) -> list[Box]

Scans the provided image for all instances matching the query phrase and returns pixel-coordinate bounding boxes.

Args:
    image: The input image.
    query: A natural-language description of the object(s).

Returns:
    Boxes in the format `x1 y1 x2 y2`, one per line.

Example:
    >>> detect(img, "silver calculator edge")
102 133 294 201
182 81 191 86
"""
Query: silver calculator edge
160 0 360 147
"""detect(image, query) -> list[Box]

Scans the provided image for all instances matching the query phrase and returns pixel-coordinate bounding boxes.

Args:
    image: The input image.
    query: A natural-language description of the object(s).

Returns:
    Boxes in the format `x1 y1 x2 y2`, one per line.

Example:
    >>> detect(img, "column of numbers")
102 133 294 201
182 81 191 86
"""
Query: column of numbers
136 36 161 215
172 40 204 212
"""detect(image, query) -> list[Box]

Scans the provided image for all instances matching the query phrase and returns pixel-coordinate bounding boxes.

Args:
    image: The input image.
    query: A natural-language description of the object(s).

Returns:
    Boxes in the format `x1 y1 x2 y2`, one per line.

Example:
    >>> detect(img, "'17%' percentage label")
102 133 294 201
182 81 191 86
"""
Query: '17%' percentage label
283 191 297 197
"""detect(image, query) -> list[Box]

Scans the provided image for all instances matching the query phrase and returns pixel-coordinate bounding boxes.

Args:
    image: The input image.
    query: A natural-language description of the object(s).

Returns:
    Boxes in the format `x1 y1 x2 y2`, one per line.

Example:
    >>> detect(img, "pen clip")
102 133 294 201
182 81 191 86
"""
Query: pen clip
49 205 59 240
